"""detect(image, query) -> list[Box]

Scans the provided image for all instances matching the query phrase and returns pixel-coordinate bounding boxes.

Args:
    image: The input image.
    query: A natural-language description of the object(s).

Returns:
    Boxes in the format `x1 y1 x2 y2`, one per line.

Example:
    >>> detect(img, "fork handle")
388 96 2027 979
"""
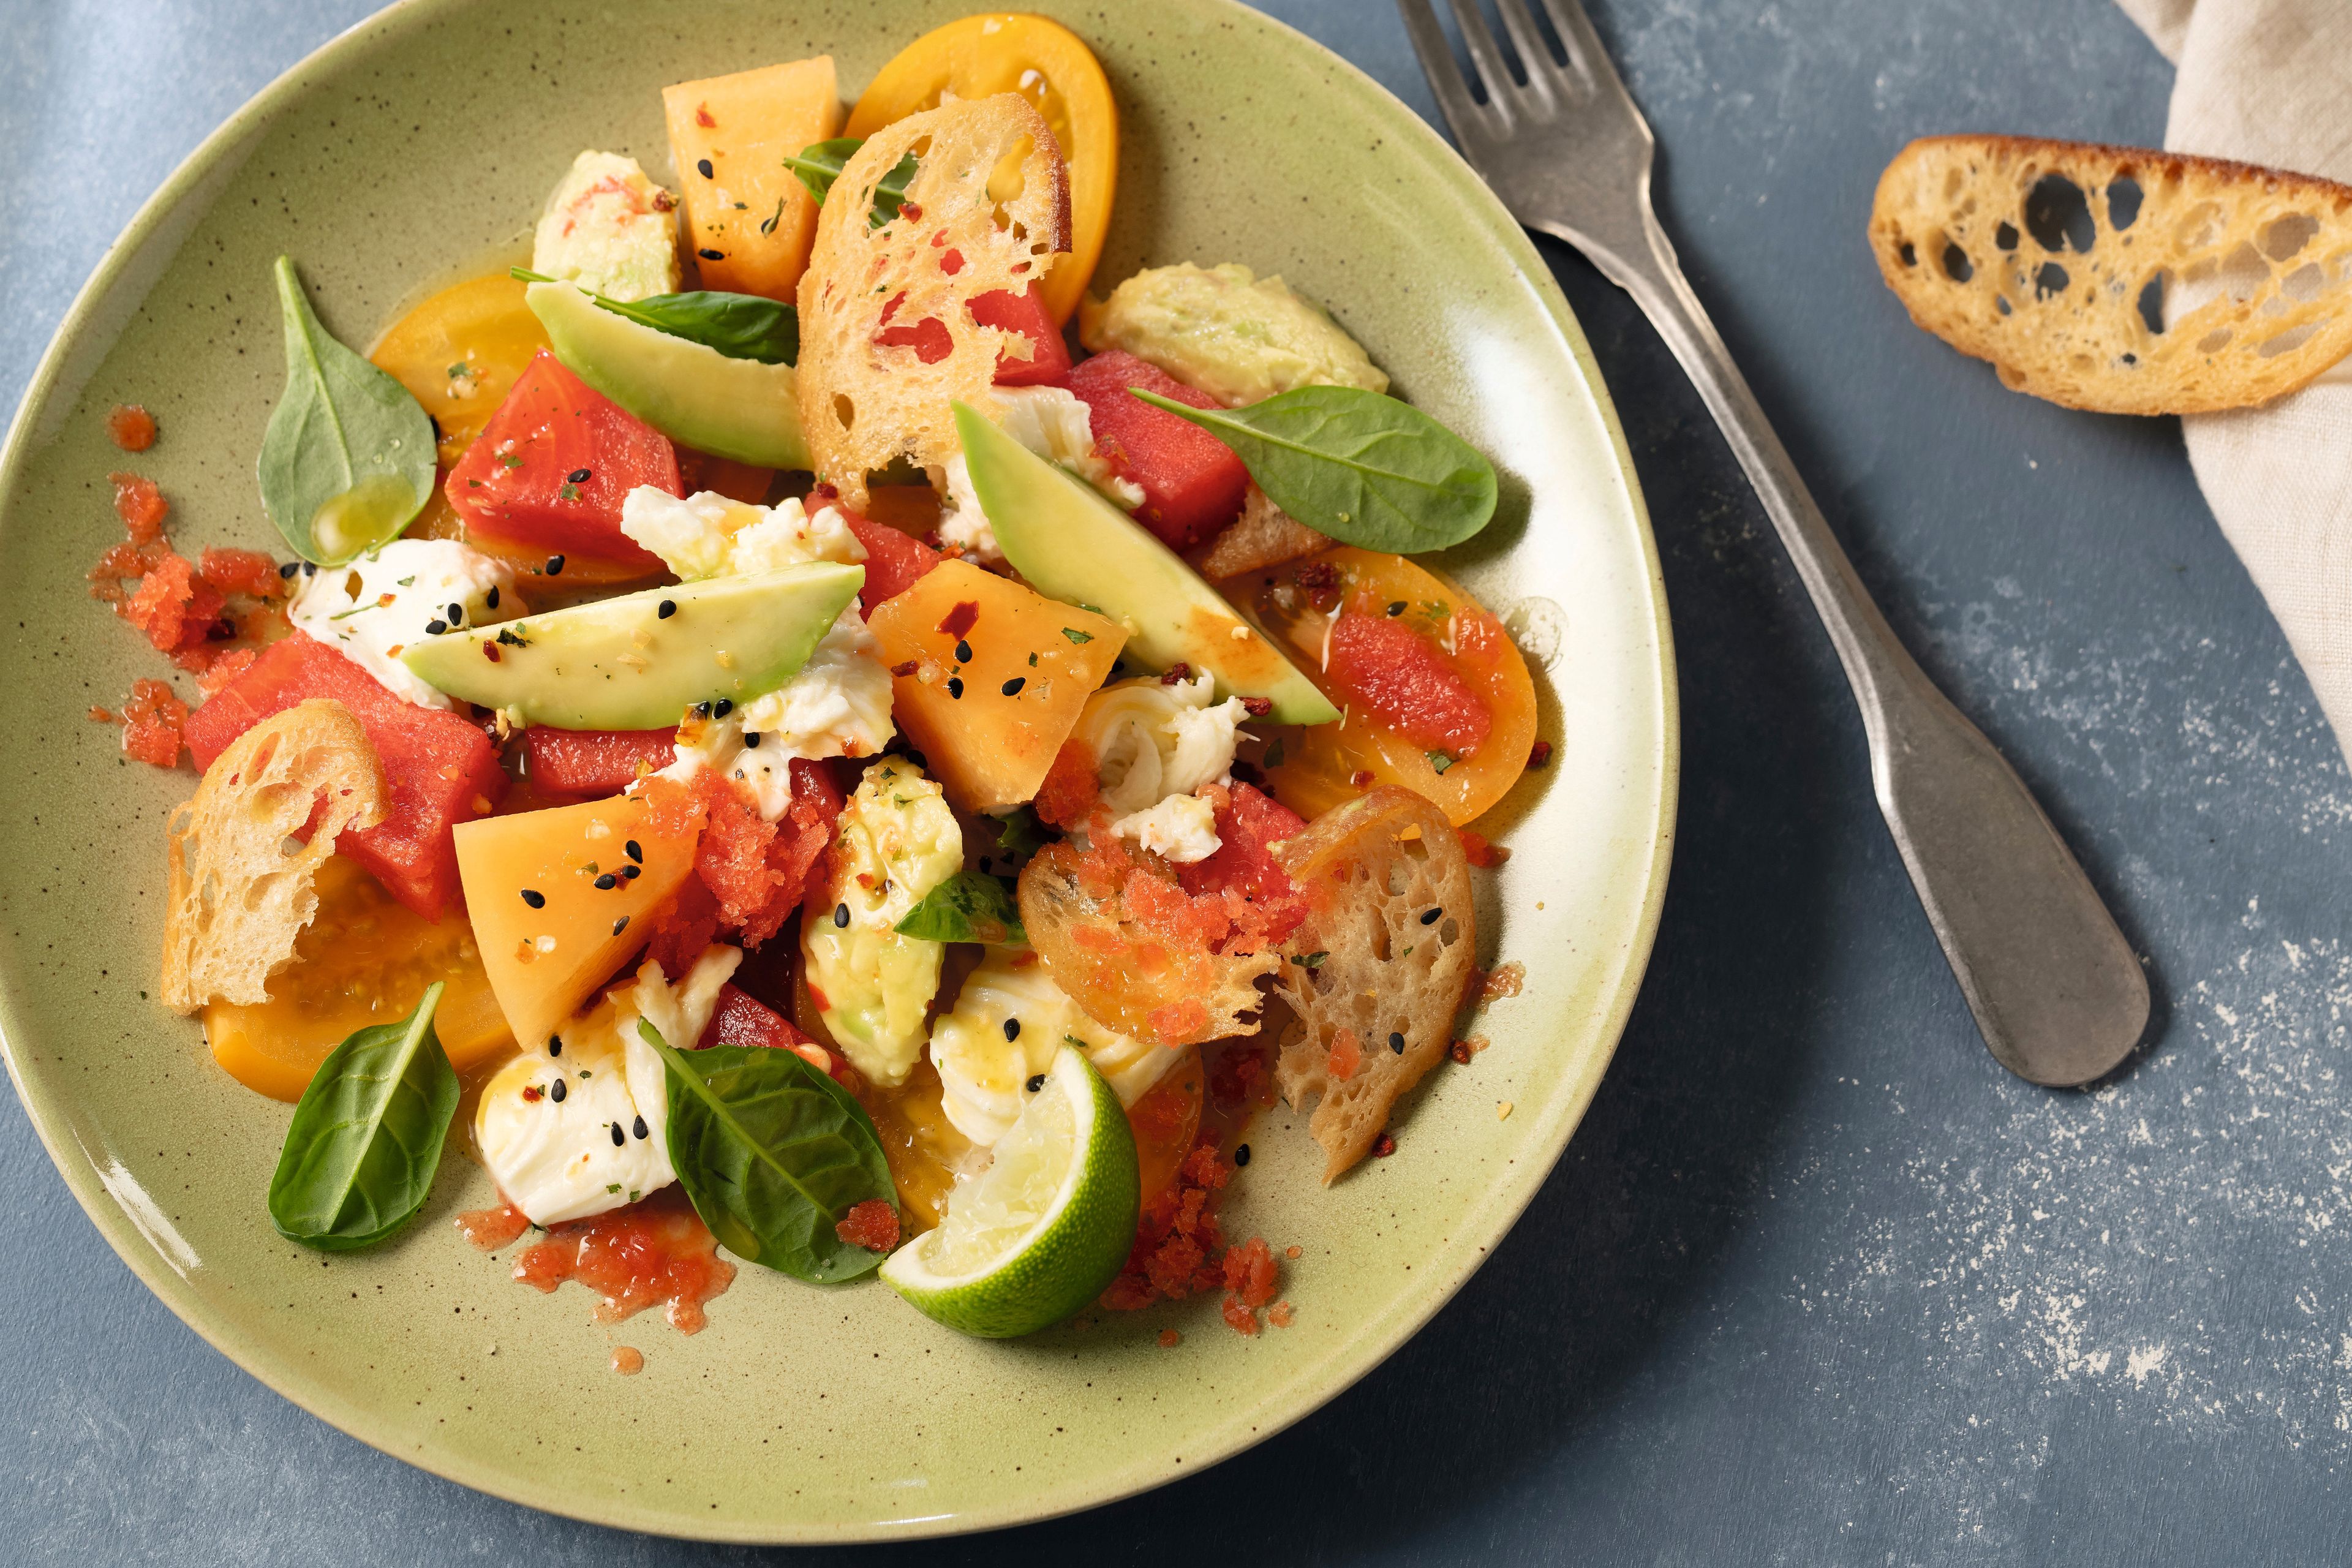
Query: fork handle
1549 206 2149 1086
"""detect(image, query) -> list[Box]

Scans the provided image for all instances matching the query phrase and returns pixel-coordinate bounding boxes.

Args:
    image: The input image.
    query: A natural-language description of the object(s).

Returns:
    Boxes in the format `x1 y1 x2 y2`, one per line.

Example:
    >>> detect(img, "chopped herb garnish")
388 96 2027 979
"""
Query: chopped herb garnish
1427 750 1455 774
1061 627 1093 644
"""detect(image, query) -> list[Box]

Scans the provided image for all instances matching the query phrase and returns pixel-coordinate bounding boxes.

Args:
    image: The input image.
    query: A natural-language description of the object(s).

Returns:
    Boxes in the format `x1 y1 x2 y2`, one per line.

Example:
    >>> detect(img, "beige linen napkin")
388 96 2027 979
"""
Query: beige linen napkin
2112 0 2352 763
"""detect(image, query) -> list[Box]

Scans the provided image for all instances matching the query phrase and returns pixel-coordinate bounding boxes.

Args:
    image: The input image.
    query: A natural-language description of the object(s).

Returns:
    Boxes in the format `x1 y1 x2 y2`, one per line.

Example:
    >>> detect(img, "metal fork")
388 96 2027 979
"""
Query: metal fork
1400 0 2149 1088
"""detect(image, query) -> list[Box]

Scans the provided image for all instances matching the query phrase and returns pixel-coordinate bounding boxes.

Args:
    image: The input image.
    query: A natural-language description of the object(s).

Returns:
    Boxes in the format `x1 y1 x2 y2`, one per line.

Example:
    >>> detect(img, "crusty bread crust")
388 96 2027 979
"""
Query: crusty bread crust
1870 134 2352 413
796 95 1072 509
159 700 384 1013
1271 786 1477 1182
1188 485 1328 582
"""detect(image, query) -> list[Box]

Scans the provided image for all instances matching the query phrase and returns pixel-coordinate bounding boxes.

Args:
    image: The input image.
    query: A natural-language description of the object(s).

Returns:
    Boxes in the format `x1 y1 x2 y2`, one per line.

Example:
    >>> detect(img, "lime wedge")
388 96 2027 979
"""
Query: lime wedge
881 1044 1140 1338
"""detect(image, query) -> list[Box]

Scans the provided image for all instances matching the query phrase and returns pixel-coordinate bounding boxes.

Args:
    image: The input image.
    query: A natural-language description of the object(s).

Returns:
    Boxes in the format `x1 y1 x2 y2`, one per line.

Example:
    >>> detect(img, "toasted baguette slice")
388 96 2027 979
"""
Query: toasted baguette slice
1271 786 1477 1182
160 700 385 1013
1188 484 1329 582
797 94 1072 510
1870 135 2352 413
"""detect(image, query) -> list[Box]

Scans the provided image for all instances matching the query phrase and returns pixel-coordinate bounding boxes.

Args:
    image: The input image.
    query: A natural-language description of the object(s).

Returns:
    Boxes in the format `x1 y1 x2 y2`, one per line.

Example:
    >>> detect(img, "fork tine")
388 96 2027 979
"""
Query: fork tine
1446 0 1518 108
1534 0 1620 92
1395 0 1490 139
1493 0 1569 94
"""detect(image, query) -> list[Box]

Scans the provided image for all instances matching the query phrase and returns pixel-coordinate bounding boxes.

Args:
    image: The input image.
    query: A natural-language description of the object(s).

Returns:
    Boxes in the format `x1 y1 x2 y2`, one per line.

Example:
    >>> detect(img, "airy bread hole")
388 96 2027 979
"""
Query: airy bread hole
1995 221 2019 251
2217 240 2269 303
1898 239 1918 268
2108 176 2144 231
2034 262 2069 299
832 393 855 430
2260 322 2324 358
1942 241 1973 282
2174 201 2223 252
2139 272 2169 333
2261 213 2320 261
2198 326 2234 353
1943 167 1967 202
2281 262 2328 303
2025 173 2096 254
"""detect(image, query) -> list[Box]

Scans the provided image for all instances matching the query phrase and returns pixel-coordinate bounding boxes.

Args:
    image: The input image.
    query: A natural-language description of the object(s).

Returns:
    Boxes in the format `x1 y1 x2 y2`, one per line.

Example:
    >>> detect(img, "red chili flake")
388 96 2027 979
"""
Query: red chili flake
106 405 157 452
834 1199 900 1253
900 201 924 222
1449 1039 1474 1065
936 599 980 639
694 102 715 127
1371 1131 1396 1158
1528 739 1554 768
1294 559 1340 611
521 1085 543 1102
109 472 168 544
812 481 840 502
1159 662 1193 685
889 660 918 677
1239 696 1273 718
482 641 502 663
1349 769 1377 788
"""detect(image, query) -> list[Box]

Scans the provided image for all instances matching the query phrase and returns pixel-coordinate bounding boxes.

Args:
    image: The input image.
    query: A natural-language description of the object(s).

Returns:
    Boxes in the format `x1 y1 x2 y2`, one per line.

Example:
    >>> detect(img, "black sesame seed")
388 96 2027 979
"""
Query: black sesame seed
549 1078 567 1103
424 619 448 636
698 247 725 261
742 731 762 747
1003 1017 1022 1041
447 601 465 622
1000 677 1025 696
594 873 617 890
545 554 565 575
947 676 965 699
694 701 712 718
1025 1074 1046 1093
567 467 591 484
954 639 973 663
620 862 641 880
277 560 300 579
834 902 851 928
633 1115 649 1140
625 839 643 862
611 1122 625 1147
697 159 714 178
657 600 677 619
1234 1143 1251 1167
302 560 317 575
485 586 500 609
548 1034 564 1057
1420 907 1442 925
612 916 630 936
1386 600 1406 617
713 698 734 718
519 889 546 908
1389 1031 1406 1054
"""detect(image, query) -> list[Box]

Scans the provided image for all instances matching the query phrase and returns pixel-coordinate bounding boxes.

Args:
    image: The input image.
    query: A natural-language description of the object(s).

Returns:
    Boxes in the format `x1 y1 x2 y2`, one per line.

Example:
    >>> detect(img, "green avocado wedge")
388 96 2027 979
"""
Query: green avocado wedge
526 281 810 470
401 563 862 729
955 402 1340 726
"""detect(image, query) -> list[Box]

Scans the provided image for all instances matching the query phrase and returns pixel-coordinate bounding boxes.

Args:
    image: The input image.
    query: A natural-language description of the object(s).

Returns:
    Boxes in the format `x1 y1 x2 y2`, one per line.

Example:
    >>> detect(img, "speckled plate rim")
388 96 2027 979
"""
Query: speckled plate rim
0 0 1678 1541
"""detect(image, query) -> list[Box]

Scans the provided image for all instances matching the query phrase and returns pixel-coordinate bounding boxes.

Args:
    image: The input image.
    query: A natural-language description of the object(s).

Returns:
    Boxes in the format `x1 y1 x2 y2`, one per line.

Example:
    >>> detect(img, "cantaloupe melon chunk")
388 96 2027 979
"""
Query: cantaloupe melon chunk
455 795 698 1051
868 559 1125 813
663 58 842 303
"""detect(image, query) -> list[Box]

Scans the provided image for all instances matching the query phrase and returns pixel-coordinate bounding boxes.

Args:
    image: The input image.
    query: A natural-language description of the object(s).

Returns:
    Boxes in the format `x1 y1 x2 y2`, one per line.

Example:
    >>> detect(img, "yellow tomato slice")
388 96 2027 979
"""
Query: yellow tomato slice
369 274 550 468
202 857 514 1101
845 12 1117 325
1242 547 1538 827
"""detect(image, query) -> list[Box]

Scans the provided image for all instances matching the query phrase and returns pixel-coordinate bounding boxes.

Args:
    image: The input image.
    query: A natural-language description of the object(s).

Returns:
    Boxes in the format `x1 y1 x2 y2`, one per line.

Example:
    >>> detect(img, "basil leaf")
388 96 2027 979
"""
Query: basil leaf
511 268 797 366
895 869 1027 945
266 983 458 1252
1131 385 1498 554
642 1022 897 1283
785 138 919 228
257 255 437 566
993 805 1049 862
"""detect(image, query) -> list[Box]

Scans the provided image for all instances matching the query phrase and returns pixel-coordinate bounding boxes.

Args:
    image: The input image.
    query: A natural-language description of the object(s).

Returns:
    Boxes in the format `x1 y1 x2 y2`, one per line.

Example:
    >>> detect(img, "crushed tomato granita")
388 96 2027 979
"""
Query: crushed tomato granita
1101 1138 1286 1335
834 1198 900 1252
105 405 157 453
115 678 189 767
467 1188 735 1333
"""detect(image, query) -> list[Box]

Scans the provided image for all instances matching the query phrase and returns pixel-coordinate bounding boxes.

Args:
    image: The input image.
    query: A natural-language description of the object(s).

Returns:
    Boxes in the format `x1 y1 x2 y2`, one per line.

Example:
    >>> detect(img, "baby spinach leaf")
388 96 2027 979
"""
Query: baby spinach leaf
1131 385 1498 554
895 869 1027 946
511 268 797 365
993 805 1049 862
257 255 438 566
643 1022 897 1283
267 983 457 1252
785 137 919 228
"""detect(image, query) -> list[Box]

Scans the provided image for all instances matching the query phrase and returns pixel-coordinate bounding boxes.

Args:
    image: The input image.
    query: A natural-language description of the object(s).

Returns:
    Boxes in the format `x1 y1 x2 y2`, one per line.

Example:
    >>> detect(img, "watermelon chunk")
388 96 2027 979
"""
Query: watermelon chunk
1058 350 1249 551
1178 783 1310 946
1322 611 1493 756
839 508 941 611
696 982 817 1052
444 349 679 571
520 726 677 797
183 633 506 920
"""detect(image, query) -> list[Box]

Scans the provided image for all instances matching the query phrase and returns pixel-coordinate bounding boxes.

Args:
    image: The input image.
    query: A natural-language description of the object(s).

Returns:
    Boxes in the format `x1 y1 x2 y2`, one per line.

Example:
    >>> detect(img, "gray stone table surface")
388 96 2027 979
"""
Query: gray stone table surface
4 1 2346 1562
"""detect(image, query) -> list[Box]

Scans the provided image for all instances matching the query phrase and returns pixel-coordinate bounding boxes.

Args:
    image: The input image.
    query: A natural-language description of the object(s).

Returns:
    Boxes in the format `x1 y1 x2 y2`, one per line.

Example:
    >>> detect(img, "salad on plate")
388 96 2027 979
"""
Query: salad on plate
92 12 1545 1352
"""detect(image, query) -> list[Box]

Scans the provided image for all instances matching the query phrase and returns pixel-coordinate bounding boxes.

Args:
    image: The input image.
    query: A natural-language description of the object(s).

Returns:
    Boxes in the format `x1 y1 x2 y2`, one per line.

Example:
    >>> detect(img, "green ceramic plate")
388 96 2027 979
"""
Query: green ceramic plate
0 0 1675 1542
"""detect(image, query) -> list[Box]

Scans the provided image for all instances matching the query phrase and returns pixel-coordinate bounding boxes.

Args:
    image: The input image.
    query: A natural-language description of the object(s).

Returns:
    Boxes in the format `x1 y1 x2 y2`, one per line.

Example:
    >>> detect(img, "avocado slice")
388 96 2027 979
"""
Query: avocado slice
526 282 810 470
401 563 861 729
956 402 1340 726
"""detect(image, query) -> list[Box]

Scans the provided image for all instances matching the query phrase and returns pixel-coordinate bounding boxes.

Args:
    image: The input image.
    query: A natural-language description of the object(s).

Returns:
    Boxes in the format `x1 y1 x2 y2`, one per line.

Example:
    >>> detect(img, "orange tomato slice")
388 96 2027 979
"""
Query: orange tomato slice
369 274 550 469
1243 547 1538 827
202 856 513 1101
845 12 1117 325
